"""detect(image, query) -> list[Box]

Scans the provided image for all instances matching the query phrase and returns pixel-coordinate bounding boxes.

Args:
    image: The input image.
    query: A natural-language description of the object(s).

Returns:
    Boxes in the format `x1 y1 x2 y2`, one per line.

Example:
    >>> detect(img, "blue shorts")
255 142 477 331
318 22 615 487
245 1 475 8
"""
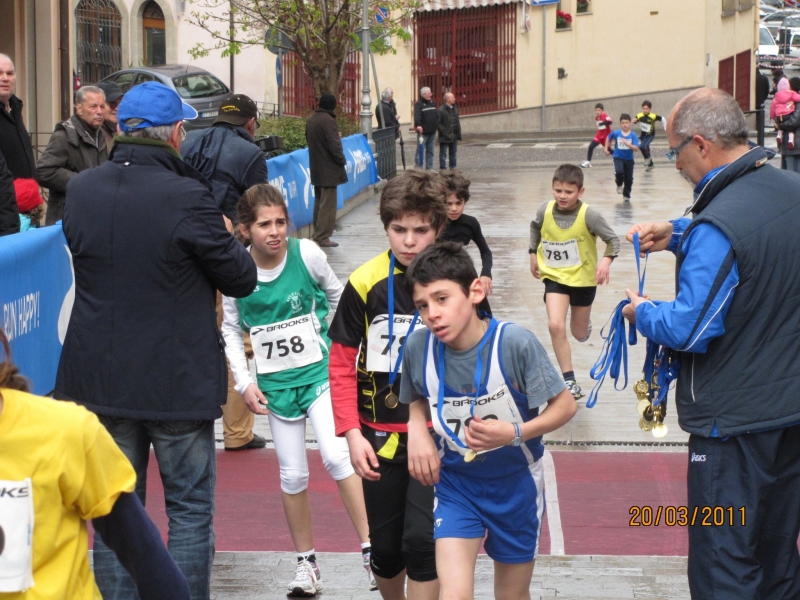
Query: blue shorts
433 459 546 564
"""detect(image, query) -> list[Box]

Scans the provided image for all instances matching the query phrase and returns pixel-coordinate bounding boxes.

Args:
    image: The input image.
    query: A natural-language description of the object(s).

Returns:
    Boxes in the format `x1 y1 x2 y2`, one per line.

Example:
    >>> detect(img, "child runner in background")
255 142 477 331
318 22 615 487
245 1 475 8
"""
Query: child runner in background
632 101 666 171
328 170 448 600
529 164 619 400
604 114 640 202
401 242 576 600
770 77 800 148
220 184 372 597
438 169 494 295
582 103 612 169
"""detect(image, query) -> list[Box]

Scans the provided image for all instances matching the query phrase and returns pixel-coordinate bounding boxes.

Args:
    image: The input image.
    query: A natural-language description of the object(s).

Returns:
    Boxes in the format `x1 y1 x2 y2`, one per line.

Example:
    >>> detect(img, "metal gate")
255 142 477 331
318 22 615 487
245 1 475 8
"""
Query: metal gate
414 4 517 116
372 127 397 180
282 51 361 119
75 0 122 84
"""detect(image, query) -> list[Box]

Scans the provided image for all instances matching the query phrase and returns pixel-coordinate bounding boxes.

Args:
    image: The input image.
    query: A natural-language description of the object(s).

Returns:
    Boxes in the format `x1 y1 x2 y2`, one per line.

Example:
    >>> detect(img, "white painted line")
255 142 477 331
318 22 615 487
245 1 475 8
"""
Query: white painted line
543 448 565 556
580 142 590 148
533 143 556 148
486 143 513 148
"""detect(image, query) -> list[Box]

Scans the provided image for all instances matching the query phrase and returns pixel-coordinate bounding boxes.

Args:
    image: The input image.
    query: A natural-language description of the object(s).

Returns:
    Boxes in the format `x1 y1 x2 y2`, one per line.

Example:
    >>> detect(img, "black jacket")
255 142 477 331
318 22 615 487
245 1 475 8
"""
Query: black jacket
376 100 400 134
181 122 267 220
305 108 347 188
414 97 438 135
55 138 257 421
0 151 19 236
437 103 462 143
0 95 36 179
675 147 800 436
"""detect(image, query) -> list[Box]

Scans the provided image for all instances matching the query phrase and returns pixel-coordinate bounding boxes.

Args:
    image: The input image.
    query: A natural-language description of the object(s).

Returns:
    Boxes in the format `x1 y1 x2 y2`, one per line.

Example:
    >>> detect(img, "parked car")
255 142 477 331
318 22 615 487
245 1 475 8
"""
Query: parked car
759 23 782 66
97 65 230 130
762 9 800 39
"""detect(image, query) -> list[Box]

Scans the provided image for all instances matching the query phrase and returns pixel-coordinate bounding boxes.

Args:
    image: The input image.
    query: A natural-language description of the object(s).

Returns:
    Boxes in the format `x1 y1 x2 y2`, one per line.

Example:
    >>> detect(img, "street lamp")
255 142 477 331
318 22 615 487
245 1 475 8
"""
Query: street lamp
360 0 373 141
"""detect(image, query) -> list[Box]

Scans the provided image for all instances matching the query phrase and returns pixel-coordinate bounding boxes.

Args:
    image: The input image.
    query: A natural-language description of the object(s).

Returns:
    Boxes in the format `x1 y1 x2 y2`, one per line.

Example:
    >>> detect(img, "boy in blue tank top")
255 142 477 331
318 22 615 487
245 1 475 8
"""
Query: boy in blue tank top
400 242 576 600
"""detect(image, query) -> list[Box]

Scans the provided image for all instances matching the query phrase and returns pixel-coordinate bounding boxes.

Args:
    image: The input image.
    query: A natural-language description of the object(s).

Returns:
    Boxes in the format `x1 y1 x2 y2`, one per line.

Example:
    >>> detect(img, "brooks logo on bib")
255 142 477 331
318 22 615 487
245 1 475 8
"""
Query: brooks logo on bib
251 315 323 374
0 478 34 592
366 314 424 373
541 239 581 268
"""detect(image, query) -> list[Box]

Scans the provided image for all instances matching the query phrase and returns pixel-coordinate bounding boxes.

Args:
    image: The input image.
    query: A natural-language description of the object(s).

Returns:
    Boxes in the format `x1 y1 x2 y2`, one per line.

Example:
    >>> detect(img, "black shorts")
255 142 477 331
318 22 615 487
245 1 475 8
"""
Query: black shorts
543 279 597 307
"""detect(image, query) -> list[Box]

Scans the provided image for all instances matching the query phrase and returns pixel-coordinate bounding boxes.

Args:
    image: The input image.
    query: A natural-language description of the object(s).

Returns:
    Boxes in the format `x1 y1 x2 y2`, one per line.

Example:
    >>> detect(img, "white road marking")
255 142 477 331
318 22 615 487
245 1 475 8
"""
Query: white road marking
487 143 513 148
543 448 565 556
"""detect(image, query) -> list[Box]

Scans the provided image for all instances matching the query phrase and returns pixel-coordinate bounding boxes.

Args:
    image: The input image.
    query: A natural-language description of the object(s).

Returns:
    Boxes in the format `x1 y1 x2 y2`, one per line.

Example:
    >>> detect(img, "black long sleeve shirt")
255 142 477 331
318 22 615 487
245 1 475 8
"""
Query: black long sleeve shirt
440 213 493 278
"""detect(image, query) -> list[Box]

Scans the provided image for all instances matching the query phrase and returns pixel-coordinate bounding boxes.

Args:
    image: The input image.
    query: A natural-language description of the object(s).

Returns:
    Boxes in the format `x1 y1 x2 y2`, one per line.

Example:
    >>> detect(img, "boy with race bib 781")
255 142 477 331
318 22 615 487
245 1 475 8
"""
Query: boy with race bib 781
401 241 576 600
529 164 620 401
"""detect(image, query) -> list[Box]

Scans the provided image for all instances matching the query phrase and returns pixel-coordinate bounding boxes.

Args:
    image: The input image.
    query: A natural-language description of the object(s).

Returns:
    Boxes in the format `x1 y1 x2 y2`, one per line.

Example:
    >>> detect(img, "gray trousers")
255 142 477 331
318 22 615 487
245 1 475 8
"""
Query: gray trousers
313 186 338 242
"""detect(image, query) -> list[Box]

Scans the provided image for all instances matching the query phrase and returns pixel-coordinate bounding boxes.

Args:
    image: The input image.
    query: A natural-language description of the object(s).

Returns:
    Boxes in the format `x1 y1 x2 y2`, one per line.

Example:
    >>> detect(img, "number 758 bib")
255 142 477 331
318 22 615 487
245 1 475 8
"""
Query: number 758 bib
251 314 323 374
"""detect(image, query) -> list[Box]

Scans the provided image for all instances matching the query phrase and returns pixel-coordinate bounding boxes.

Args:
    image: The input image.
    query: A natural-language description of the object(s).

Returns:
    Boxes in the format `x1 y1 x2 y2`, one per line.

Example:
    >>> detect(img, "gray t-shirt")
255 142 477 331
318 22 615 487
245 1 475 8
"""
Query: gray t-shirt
399 322 566 410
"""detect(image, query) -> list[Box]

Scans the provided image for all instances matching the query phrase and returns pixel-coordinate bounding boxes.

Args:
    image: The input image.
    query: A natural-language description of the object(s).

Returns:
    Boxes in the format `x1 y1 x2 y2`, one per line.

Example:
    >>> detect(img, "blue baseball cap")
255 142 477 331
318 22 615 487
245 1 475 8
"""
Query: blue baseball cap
117 81 198 133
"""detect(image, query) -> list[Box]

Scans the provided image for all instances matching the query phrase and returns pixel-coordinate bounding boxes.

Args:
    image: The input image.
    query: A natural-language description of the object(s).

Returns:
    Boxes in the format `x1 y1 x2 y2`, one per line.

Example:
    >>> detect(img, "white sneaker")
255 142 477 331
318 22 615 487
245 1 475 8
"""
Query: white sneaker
577 320 592 343
287 558 322 597
616 184 623 194
565 379 585 401
581 161 592 168
363 551 378 591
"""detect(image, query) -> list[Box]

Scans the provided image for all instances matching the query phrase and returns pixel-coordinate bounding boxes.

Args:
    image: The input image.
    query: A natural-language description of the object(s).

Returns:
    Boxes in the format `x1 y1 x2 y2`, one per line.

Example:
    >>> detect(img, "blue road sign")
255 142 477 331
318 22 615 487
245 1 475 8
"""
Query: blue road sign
531 0 559 4
376 6 389 23
276 55 283 88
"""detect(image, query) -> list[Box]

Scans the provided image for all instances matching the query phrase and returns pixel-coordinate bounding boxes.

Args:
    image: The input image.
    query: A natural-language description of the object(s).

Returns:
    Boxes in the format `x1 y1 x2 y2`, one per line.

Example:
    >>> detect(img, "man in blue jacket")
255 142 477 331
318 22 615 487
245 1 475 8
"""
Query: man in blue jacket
623 87 800 599
55 81 257 600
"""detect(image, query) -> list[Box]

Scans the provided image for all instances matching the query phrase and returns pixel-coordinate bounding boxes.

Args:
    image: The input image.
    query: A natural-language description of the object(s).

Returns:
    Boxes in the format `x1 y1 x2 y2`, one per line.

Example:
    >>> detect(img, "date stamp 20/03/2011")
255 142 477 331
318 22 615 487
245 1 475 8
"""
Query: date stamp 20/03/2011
629 506 746 527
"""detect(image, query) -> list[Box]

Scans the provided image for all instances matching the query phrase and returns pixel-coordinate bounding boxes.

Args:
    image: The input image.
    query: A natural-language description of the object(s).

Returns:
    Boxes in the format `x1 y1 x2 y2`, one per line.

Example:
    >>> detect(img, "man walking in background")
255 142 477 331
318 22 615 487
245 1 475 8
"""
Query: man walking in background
437 92 461 170
414 87 437 170
36 85 108 224
306 91 347 248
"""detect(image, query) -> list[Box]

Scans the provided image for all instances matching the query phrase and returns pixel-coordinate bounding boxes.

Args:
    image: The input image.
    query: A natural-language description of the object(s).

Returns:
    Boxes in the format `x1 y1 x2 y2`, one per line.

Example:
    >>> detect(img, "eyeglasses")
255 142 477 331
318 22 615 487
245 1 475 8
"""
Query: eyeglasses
179 123 186 142
665 137 693 162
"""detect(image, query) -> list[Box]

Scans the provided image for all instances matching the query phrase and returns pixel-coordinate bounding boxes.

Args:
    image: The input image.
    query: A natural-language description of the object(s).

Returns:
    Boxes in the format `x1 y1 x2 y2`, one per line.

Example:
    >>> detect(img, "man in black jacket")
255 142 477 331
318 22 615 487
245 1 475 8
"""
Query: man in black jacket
182 93 267 222
55 81 257 600
306 92 347 247
413 87 437 170
0 152 19 236
436 93 461 170
376 87 400 136
182 93 268 451
623 88 800 599
0 54 37 195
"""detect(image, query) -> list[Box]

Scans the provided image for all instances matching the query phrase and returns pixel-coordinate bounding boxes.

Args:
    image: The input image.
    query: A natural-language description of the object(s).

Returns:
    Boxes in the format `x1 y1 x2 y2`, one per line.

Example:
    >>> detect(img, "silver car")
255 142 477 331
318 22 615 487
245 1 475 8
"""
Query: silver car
97 65 231 130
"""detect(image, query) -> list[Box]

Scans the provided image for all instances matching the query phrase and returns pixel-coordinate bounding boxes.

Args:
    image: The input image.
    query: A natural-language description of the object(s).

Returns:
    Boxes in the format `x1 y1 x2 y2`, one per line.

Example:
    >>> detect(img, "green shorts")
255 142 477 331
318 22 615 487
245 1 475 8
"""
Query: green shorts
263 379 330 420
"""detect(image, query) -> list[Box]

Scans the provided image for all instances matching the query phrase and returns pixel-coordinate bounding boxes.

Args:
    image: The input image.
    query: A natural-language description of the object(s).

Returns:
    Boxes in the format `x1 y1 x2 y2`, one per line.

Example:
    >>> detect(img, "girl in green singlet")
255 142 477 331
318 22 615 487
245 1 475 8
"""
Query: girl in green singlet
220 184 373 597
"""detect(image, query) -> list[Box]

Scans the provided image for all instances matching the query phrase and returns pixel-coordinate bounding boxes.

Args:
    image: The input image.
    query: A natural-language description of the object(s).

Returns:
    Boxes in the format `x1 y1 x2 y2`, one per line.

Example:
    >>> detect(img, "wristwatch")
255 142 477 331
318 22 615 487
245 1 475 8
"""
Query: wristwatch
511 422 523 447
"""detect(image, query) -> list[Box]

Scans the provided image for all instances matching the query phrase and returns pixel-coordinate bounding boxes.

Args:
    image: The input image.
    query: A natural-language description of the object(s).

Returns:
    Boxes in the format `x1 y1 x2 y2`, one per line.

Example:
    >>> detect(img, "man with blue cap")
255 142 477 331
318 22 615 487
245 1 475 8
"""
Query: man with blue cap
54 81 257 600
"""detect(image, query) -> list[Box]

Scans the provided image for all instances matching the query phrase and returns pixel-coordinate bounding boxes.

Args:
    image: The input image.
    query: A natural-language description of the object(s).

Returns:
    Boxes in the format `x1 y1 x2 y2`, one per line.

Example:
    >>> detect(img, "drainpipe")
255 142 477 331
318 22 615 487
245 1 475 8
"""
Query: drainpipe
59 0 70 120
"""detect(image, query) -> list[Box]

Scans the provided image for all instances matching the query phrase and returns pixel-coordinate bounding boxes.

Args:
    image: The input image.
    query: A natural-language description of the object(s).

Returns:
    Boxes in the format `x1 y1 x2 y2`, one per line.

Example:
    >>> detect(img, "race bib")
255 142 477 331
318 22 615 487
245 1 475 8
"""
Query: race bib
639 122 652 133
251 314 323 374
616 137 630 151
596 121 607 130
433 385 521 455
0 479 34 592
541 239 581 268
366 314 424 373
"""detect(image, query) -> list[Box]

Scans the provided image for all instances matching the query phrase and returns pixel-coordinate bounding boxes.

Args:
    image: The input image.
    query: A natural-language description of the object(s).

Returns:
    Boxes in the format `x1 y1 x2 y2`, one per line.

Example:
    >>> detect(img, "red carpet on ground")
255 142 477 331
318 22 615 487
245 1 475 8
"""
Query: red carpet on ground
91 449 693 556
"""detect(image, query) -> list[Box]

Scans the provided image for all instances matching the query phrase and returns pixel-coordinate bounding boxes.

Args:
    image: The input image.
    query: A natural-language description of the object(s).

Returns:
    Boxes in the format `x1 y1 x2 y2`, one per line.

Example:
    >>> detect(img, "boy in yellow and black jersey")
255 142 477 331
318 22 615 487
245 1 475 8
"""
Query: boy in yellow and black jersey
529 164 619 401
328 169 448 600
633 100 667 170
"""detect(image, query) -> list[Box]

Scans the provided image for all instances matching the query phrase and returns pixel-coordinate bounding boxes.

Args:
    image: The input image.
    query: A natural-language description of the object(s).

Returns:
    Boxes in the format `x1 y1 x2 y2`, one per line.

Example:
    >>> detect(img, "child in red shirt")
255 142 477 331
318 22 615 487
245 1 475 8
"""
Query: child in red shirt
582 103 612 168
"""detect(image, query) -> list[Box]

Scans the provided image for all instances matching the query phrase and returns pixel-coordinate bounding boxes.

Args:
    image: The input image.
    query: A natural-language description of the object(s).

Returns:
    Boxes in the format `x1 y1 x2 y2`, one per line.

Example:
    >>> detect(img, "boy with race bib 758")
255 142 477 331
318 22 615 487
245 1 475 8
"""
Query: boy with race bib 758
529 164 620 401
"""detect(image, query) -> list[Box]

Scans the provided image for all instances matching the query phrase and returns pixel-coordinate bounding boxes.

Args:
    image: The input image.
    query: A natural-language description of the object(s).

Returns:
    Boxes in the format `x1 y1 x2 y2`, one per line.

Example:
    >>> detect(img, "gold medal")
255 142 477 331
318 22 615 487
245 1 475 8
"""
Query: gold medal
633 379 649 401
385 391 399 409
464 449 477 462
652 422 668 438
639 417 653 432
637 399 650 416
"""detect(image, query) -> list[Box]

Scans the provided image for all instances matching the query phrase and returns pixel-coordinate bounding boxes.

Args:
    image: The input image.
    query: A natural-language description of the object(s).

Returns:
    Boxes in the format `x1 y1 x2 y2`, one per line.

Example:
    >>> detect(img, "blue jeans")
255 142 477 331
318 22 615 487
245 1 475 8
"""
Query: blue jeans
639 134 654 161
781 154 800 173
93 418 216 600
416 134 436 170
439 142 457 170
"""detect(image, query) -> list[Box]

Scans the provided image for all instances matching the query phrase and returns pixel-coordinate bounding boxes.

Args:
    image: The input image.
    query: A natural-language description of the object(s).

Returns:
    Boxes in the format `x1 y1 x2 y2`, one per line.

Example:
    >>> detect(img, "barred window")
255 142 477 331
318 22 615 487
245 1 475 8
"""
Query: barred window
281 51 361 119
75 0 122 84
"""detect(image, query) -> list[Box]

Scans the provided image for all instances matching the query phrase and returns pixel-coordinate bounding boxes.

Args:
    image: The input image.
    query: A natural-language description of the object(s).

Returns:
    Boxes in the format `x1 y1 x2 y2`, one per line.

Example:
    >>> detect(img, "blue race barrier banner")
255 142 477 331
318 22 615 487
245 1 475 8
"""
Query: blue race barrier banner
0 225 74 395
267 134 378 230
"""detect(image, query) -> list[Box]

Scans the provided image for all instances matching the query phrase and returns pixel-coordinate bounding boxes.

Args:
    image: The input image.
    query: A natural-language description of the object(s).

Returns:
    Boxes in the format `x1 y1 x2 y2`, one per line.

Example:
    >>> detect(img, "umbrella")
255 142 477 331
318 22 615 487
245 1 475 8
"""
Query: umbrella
399 131 406 170
417 133 425 168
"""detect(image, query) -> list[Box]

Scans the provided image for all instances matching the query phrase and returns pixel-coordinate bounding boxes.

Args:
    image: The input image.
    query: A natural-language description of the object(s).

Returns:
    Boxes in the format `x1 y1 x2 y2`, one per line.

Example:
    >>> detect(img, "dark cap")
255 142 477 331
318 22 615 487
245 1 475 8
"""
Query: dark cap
215 93 259 126
96 81 124 103
319 92 337 111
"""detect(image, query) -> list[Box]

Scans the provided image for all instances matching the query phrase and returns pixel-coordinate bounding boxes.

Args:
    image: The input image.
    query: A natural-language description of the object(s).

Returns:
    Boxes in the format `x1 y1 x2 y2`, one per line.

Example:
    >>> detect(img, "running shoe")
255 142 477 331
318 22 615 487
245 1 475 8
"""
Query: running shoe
362 551 378 591
581 161 592 168
645 161 654 171
616 185 623 194
565 379 585 401
287 558 322 597
623 196 631 202
577 321 592 343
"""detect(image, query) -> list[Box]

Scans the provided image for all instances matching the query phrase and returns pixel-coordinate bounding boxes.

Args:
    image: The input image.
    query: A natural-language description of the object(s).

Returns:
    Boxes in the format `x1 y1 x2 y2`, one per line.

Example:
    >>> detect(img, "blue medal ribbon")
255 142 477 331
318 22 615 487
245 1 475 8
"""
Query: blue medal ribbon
386 253 419 391
436 318 499 451
586 233 647 408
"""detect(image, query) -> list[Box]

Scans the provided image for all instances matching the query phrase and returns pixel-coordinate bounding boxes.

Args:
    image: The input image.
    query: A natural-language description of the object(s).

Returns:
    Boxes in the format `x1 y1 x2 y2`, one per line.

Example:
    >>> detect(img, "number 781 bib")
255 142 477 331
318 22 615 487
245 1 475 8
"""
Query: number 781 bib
541 239 581 268
251 314 323 374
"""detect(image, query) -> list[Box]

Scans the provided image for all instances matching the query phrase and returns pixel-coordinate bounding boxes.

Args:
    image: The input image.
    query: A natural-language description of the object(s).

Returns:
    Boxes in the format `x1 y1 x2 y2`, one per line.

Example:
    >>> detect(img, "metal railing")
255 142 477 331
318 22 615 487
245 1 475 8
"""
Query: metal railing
372 128 397 180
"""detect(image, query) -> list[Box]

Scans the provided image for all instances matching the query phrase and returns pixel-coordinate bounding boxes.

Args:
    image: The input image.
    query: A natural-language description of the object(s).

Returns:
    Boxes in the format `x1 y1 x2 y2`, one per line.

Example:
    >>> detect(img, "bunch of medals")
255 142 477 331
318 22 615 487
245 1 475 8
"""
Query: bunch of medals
633 340 679 438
